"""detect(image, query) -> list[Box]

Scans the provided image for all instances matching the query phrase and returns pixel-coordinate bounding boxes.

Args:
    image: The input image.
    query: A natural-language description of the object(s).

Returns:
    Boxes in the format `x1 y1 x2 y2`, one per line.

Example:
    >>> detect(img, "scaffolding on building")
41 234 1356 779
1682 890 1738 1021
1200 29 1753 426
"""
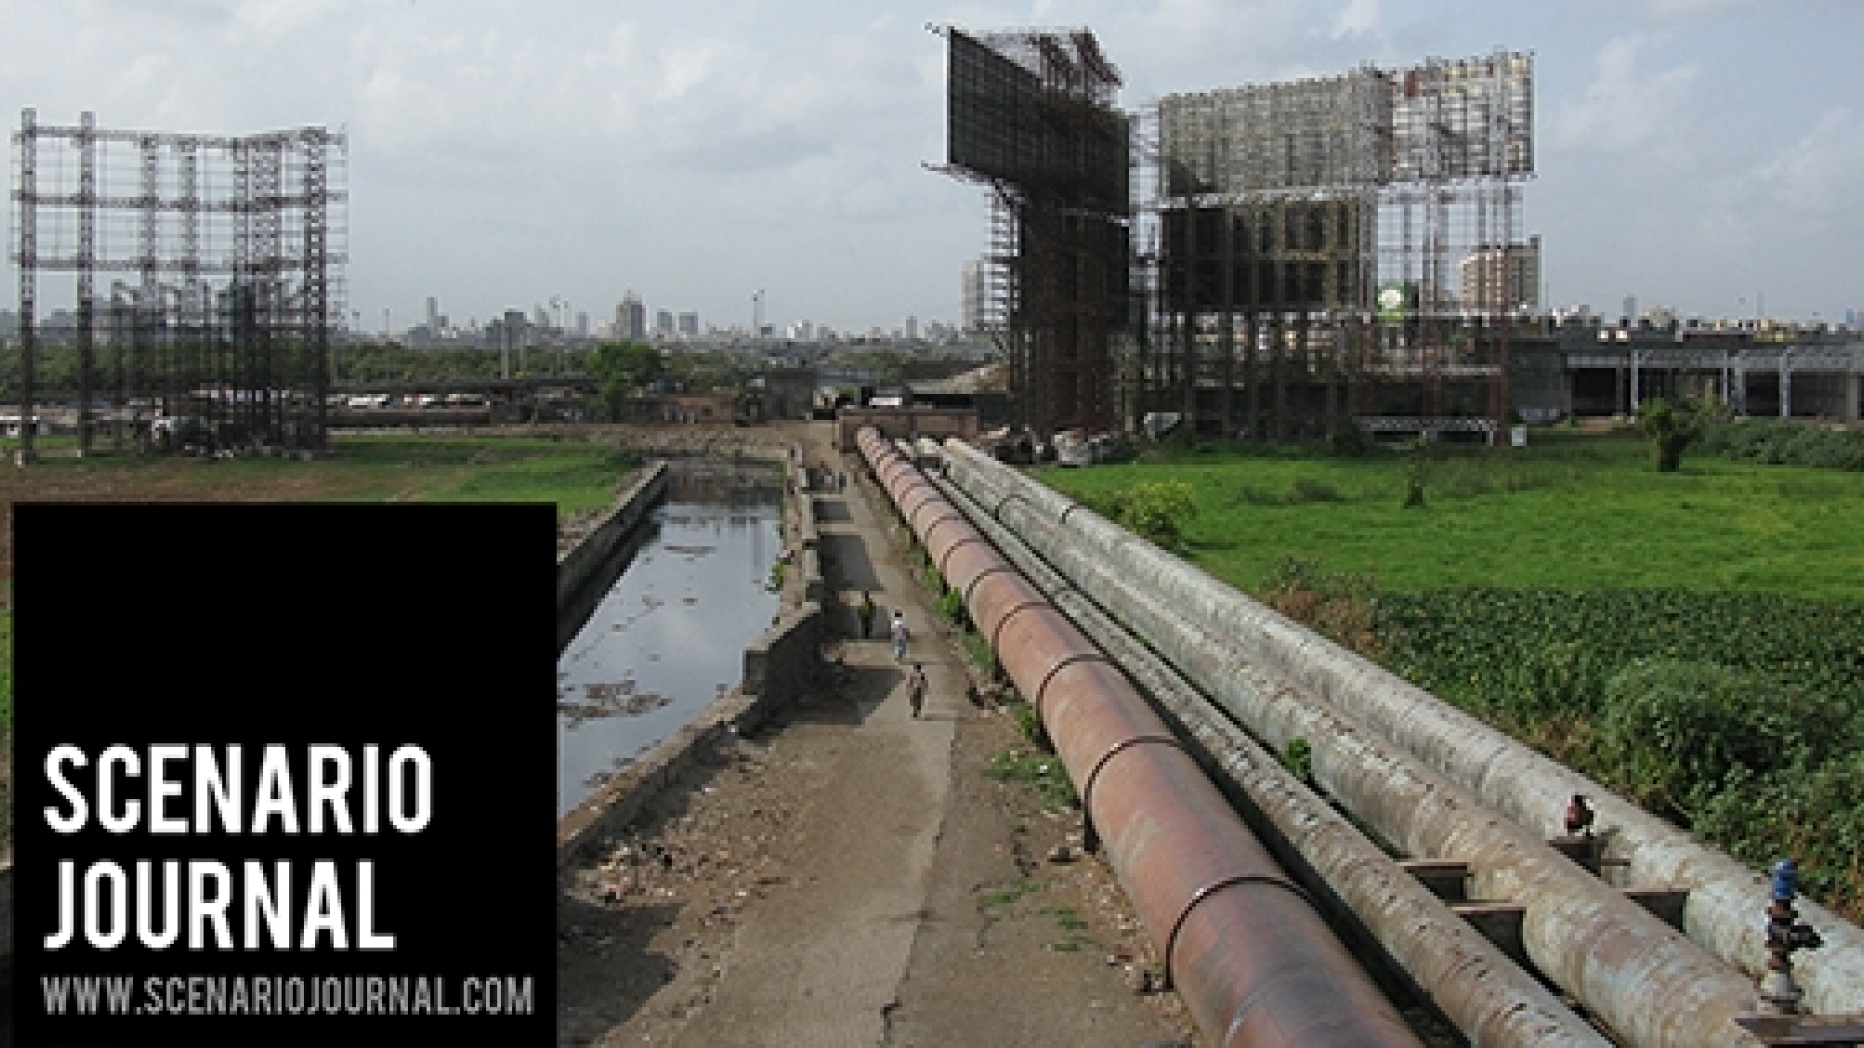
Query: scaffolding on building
935 26 1131 438
1142 51 1535 441
9 109 348 458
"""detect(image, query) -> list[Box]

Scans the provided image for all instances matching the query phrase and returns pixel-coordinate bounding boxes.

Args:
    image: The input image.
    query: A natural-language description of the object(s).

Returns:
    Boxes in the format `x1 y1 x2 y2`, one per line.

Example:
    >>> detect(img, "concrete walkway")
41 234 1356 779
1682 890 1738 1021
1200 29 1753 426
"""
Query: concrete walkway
567 421 1193 1047
667 427 960 1046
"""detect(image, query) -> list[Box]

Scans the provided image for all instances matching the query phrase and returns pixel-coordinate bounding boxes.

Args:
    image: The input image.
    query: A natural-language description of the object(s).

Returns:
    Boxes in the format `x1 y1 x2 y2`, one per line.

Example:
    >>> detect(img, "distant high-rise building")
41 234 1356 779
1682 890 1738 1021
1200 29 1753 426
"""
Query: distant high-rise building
427 296 440 331
1458 236 1541 314
616 292 647 341
655 309 675 337
576 311 590 337
677 312 699 337
496 309 527 378
961 259 989 331
905 315 919 341
1623 295 1638 326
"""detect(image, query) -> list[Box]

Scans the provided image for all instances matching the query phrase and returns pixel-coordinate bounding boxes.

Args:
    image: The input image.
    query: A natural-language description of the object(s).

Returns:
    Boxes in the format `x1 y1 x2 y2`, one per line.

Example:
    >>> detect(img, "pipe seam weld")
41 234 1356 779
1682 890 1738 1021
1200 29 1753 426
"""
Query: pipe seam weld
935 534 994 582
1033 650 1110 725
986 598 1050 670
1164 872 1313 992
910 500 962 536
960 564 1019 609
1080 733 1185 852
993 489 1029 521
919 511 968 553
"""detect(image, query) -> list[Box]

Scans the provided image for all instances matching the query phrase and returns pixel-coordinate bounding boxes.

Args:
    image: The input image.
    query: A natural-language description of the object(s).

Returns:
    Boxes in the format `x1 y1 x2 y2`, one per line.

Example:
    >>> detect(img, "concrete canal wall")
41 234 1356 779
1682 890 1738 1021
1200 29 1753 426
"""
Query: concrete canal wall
556 443 825 870
557 461 669 621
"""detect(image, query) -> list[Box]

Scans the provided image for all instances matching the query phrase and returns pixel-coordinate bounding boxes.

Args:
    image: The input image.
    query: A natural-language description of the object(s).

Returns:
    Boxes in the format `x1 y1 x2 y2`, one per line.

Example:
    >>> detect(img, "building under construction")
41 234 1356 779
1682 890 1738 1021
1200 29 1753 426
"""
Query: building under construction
9 109 347 457
938 31 1537 442
1140 52 1536 441
938 27 1131 437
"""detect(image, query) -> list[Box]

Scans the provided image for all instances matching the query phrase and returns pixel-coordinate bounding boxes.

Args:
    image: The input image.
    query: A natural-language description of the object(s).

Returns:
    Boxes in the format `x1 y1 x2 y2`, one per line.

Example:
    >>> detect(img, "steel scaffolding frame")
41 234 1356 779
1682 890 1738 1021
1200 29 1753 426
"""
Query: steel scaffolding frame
939 27 1131 438
10 108 347 458
1144 51 1534 441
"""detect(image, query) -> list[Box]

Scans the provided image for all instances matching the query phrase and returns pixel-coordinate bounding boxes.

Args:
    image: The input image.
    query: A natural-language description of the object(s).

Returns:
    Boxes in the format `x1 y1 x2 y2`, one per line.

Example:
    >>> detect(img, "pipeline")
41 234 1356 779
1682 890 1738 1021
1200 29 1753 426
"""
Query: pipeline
939 436 1864 1019
940 441 1798 1047
857 428 1419 1048
936 473 1610 1046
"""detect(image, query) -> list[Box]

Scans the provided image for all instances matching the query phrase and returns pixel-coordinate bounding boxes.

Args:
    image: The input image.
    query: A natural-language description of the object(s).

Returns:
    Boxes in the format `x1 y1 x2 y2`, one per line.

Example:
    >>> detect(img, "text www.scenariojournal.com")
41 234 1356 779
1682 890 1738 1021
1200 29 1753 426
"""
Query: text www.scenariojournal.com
41 974 536 1017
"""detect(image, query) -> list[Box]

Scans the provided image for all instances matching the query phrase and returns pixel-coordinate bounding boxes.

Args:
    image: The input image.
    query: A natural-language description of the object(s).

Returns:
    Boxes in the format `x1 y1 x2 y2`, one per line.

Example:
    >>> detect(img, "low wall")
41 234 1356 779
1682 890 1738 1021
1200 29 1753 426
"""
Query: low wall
557 441 828 871
556 461 668 623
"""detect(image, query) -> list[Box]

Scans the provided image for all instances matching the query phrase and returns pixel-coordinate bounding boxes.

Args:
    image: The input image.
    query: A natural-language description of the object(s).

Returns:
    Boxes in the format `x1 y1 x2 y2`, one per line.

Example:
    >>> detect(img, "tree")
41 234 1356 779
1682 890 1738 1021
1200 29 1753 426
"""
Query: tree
1637 395 1722 473
588 341 663 419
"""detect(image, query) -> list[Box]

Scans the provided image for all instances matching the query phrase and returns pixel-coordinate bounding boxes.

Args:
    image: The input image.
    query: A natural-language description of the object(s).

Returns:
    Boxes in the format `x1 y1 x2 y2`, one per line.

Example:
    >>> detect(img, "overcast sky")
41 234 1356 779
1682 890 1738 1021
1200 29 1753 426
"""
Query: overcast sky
5 0 1861 335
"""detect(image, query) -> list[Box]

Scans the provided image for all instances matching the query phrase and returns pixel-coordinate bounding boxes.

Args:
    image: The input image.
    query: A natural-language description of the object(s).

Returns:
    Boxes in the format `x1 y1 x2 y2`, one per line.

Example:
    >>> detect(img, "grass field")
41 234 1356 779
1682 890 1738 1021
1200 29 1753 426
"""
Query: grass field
1042 430 1864 603
0 431 643 846
1041 427 1864 917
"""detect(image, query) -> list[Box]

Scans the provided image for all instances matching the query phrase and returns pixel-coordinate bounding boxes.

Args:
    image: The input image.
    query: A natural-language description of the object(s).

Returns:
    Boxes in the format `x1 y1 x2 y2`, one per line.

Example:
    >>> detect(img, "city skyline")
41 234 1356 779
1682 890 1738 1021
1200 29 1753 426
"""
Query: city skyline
4 1 1862 335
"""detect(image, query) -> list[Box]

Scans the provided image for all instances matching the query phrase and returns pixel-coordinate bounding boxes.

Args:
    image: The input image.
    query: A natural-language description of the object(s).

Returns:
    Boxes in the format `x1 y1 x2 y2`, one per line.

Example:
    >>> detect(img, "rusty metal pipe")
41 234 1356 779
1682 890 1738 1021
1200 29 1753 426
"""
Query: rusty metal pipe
939 474 1613 1047
856 428 1419 1048
944 446 1757 1044
941 436 1864 1019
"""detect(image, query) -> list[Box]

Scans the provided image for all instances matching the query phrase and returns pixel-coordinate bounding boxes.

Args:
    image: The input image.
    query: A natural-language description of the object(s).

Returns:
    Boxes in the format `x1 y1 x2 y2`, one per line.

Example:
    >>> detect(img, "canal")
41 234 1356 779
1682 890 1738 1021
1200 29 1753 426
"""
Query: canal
556 460 785 816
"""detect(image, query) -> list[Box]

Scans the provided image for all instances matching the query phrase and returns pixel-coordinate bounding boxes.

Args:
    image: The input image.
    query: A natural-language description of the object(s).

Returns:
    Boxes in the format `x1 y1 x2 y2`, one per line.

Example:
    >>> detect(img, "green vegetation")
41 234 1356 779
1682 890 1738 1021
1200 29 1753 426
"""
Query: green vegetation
980 878 1046 912
1077 479 1198 549
1044 431 1864 602
985 746 1079 810
1039 426 1864 919
1703 417 1864 471
587 341 664 418
1637 395 1723 473
0 432 645 812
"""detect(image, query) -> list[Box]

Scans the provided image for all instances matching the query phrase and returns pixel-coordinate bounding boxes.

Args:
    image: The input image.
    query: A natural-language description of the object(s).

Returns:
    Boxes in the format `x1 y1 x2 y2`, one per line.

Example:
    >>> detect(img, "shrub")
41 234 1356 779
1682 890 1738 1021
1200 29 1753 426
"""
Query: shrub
1289 477 1343 503
1701 418 1864 471
1595 659 1850 819
1115 481 1198 547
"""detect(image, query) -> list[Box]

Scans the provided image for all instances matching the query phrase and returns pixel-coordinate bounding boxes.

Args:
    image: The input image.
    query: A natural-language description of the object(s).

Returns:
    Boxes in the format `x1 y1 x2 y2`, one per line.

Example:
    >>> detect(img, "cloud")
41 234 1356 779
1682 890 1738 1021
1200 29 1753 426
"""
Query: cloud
1644 0 1765 19
1551 33 1698 152
1331 0 1381 40
1730 108 1864 217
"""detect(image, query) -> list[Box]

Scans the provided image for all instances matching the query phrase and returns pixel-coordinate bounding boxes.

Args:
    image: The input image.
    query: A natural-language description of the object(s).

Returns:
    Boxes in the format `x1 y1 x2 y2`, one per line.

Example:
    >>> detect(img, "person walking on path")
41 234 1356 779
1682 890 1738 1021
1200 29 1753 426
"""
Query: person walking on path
890 609 910 662
858 591 877 639
907 662 928 719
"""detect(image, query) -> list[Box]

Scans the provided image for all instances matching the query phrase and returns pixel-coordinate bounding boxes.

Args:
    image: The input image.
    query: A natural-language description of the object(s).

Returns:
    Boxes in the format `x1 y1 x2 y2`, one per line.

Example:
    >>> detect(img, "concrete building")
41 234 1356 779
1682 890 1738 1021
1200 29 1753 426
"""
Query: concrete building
616 293 647 342
1459 236 1541 314
961 259 989 332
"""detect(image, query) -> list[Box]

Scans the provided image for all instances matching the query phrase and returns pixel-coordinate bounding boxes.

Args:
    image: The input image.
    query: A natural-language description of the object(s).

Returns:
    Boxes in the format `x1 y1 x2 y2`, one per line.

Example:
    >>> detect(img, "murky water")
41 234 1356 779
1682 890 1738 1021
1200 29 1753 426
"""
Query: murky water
557 462 783 816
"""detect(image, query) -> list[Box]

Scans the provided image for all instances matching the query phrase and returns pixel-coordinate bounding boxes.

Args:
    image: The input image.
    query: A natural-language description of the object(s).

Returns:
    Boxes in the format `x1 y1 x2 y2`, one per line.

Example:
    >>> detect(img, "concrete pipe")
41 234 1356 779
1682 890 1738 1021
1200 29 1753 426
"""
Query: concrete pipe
939 436 1864 1018
941 475 1611 1047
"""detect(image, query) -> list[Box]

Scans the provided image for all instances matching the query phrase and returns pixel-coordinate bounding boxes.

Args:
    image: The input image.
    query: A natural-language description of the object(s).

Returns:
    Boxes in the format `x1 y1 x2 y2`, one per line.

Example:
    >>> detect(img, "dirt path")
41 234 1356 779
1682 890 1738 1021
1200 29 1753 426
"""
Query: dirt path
557 422 1198 1046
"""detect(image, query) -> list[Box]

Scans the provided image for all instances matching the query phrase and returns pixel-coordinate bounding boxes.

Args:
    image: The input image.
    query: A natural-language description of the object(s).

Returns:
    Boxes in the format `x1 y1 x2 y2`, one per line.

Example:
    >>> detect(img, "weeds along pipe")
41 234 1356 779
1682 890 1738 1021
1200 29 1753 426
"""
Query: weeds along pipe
944 447 1764 1047
941 437 1864 1017
1080 567 1758 1047
856 429 1420 1048
937 477 1611 1047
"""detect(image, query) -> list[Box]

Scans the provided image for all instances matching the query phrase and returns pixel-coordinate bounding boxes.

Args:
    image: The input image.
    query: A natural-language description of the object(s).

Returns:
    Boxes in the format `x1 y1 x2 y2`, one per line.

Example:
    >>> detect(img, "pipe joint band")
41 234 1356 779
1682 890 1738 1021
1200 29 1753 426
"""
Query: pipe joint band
987 599 1052 673
992 490 1029 521
960 564 1020 609
1079 733 1185 846
1162 873 1312 992
936 535 993 582
1032 651 1111 724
